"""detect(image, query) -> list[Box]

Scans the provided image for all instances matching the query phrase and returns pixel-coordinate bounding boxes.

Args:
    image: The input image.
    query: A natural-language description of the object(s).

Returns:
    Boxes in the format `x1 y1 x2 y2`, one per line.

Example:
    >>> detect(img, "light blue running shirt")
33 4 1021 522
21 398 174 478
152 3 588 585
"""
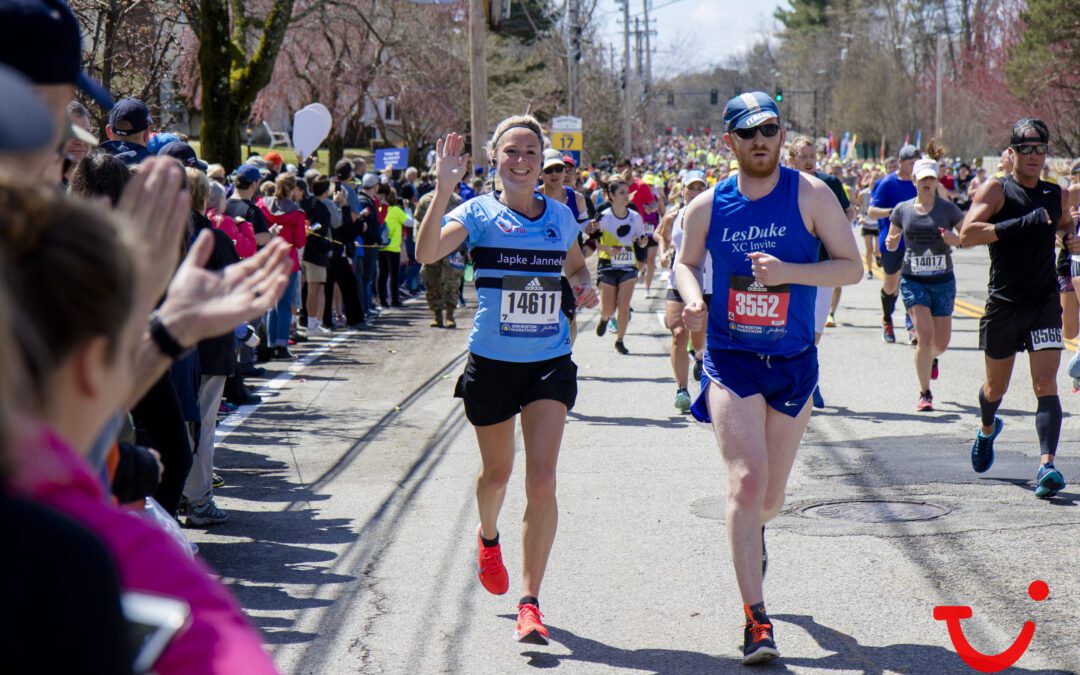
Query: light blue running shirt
445 192 580 363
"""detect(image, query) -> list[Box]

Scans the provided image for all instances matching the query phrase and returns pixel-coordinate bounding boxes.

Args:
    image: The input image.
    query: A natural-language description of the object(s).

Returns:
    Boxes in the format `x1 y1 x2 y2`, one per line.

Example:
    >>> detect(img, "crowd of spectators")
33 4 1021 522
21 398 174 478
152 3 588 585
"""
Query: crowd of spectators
0 0 477 672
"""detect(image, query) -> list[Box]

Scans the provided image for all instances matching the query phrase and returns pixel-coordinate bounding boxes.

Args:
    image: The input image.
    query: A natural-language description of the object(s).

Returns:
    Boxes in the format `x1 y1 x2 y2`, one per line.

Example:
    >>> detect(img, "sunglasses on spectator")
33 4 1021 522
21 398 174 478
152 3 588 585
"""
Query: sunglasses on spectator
731 123 781 140
1012 143 1048 155
543 166 565 174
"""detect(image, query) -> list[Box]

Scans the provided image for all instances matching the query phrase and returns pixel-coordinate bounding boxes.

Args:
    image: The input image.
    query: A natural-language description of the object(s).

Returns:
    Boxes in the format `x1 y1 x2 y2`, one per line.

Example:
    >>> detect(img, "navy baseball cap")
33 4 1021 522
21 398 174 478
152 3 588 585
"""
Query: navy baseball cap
0 64 53 152
236 165 263 184
109 98 152 137
0 0 113 109
723 92 780 132
158 140 207 172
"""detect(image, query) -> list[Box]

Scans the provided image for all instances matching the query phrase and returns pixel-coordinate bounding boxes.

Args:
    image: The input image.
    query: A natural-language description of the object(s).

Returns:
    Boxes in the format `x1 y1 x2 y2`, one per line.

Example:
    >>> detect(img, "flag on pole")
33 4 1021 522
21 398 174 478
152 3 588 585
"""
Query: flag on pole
904 133 911 146
880 137 886 161
915 129 922 150
840 132 850 159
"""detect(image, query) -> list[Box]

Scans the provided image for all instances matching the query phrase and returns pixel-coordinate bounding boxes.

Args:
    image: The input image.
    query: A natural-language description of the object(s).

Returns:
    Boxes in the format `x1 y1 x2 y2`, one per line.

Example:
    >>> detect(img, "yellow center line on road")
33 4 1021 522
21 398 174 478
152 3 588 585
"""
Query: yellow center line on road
865 266 1078 351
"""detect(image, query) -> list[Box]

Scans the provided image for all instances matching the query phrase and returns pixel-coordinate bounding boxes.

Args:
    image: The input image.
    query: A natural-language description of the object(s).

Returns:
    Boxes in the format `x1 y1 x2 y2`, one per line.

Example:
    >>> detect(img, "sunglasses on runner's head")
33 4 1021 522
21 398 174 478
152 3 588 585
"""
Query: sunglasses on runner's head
543 166 564 174
731 123 781 140
1012 143 1048 155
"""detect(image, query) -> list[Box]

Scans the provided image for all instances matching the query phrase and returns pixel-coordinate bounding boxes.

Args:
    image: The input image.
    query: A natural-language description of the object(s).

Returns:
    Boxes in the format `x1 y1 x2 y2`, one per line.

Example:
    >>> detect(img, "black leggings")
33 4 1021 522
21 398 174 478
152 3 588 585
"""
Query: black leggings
378 250 400 306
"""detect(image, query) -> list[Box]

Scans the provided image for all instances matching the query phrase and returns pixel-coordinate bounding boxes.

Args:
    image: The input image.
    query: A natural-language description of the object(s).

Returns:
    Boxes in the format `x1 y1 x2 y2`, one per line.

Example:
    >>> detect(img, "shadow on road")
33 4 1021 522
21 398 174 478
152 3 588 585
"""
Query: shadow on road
511 613 1074 675
568 410 691 429
812 405 961 424
773 613 1075 675
511 619 781 674
978 477 1080 506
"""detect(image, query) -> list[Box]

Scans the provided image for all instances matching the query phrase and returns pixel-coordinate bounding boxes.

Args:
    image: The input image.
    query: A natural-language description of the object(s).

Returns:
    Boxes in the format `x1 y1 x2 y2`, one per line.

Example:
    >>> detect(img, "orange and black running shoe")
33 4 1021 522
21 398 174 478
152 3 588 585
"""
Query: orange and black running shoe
742 603 779 665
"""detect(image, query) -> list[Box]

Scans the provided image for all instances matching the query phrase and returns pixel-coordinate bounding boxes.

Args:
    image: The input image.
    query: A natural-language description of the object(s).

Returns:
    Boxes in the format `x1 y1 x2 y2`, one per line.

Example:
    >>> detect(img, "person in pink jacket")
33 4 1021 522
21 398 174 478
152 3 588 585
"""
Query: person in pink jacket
258 174 307 358
0 172 289 674
208 182 257 258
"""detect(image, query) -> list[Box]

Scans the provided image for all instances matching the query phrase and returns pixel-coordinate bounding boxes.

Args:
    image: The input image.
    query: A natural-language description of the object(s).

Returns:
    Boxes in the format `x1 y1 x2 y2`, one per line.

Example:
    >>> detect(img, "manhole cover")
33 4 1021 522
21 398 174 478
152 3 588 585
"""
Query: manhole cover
798 500 950 523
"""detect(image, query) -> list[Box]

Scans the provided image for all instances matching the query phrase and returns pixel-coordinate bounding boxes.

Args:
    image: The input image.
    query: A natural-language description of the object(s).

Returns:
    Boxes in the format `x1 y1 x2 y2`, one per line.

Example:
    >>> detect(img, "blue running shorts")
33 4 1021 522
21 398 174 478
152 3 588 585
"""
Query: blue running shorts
899 276 956 317
691 347 819 421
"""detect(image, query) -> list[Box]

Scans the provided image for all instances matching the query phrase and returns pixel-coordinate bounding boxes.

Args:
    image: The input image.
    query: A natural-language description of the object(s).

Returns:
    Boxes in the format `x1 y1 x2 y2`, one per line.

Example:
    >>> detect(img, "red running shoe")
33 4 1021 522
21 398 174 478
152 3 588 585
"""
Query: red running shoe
514 602 549 645
917 391 934 412
476 525 509 595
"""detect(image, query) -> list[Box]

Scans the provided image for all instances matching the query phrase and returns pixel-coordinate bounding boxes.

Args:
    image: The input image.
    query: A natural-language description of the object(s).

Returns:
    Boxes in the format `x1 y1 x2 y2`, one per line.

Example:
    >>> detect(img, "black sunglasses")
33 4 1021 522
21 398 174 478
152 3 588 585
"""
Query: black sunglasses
732 123 781 140
1012 143 1048 155
543 166 565 174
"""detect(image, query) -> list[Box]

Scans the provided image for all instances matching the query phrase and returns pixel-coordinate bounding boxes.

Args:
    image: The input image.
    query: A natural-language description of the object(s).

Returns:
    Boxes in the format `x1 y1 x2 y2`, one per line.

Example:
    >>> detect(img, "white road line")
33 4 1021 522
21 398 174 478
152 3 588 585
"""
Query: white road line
215 333 351 444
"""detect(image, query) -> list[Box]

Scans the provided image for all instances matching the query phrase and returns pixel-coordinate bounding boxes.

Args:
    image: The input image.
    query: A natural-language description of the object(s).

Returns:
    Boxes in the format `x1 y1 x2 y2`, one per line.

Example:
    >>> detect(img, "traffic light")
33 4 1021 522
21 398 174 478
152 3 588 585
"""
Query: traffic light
704 126 711 136
571 26 582 63
665 126 672 135
667 93 674 106
710 89 718 105
686 126 692 135
774 88 784 102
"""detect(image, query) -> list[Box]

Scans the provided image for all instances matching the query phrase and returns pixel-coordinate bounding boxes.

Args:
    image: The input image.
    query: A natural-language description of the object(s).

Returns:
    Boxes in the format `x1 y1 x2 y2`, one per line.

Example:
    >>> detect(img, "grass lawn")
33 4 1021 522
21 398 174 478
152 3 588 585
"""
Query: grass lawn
187 142 372 177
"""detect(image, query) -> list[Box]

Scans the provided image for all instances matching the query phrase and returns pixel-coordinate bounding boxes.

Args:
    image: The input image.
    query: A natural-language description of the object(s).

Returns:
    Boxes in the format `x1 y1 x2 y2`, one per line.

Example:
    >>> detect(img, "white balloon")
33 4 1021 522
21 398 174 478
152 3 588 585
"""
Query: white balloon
293 108 329 161
302 103 332 134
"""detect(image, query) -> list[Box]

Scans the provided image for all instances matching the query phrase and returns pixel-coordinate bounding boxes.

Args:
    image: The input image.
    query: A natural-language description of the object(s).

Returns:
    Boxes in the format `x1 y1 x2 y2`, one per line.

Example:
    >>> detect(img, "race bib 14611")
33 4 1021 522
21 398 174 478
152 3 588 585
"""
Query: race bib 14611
499 276 561 338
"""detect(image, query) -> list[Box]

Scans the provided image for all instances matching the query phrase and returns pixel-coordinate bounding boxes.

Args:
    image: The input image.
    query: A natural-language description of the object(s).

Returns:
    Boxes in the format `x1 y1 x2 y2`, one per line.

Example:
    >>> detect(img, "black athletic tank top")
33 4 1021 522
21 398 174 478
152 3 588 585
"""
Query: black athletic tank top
987 176 1061 305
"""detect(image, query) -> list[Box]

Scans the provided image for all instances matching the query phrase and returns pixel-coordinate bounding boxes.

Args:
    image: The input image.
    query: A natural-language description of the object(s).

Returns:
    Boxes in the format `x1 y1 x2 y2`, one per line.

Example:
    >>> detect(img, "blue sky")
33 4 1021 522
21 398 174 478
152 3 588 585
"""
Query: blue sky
594 0 786 74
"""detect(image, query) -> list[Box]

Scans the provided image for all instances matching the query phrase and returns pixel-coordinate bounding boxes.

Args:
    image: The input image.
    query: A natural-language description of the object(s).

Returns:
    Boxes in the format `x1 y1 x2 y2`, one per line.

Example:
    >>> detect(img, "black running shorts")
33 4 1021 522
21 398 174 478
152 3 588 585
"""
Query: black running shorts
597 267 638 287
978 296 1063 360
665 288 712 306
454 353 577 427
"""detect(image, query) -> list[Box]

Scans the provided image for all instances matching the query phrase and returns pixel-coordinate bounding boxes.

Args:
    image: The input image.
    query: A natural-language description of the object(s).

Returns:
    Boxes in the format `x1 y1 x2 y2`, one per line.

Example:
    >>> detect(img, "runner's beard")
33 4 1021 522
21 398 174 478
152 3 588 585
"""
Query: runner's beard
734 142 781 179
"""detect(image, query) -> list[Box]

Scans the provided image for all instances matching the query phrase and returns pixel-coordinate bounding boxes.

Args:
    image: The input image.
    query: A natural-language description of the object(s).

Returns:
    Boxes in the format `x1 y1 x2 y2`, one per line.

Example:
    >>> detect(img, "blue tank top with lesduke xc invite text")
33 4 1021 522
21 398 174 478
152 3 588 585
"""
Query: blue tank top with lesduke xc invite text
445 192 579 363
706 167 821 357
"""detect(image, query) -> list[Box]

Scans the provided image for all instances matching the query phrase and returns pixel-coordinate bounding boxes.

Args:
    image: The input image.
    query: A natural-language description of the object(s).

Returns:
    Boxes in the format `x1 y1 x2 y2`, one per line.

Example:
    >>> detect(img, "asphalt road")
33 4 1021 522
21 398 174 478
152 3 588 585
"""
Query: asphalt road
190 239 1080 674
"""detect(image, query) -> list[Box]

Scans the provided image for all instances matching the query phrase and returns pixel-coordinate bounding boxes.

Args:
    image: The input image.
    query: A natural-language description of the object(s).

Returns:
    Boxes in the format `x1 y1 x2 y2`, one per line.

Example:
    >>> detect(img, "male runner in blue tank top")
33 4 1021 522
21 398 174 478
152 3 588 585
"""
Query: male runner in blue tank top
960 118 1078 499
674 92 862 665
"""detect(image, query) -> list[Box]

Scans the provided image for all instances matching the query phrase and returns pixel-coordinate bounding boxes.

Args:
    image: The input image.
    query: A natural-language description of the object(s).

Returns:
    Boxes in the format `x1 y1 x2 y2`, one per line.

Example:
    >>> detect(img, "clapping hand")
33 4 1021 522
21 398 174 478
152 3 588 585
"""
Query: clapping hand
158 235 293 348
114 157 191 309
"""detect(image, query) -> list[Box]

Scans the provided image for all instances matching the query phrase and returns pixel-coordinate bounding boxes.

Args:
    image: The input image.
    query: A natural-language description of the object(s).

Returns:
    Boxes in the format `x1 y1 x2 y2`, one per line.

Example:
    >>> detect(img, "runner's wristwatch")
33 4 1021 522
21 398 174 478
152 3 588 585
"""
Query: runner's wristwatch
148 310 194 360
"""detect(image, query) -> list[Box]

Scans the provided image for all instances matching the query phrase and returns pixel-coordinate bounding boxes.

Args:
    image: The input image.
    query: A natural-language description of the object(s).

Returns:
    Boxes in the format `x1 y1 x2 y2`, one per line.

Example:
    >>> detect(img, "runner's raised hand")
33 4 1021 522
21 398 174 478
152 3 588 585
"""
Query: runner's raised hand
435 132 470 187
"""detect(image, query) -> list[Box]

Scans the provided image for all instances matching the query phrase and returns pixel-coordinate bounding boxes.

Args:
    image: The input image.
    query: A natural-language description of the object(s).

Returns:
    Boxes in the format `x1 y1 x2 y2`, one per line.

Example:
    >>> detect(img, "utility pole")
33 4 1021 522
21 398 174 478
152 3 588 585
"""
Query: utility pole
935 34 945 140
468 0 488 169
642 0 653 139
643 0 652 95
622 0 633 157
634 17 642 77
566 0 580 116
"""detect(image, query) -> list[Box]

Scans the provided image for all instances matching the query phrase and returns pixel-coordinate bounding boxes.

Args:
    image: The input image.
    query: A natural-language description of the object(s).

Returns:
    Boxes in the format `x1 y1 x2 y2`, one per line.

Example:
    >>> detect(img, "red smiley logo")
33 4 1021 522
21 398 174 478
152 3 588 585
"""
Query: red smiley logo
933 580 1049 673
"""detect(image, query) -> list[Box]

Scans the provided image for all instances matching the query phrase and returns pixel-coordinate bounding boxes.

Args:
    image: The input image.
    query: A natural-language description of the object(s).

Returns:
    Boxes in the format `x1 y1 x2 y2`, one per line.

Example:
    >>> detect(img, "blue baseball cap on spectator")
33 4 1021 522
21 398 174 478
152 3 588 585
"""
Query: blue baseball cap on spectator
723 92 779 132
235 165 263 184
0 64 53 152
158 140 208 172
109 98 152 137
146 132 181 156
0 0 114 109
